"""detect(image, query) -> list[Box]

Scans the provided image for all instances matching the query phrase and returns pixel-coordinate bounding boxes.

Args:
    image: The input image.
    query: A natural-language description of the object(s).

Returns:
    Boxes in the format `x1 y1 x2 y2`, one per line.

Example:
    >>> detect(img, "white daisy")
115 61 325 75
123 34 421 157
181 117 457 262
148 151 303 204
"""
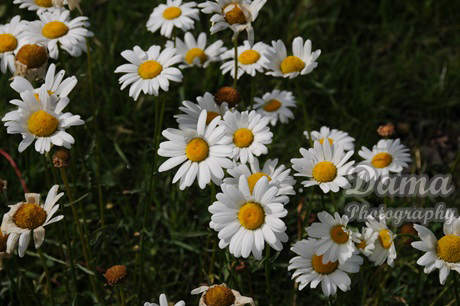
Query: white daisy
412 218 460 285
2 85 85 154
355 226 378 257
291 140 355 193
191 284 255 306
0 16 27 74
3 185 64 257
223 157 295 203
254 89 296 126
158 110 233 190
144 293 185 306
305 126 355 151
13 0 55 11
209 175 288 259
366 214 397 267
23 8 93 59
220 40 269 79
289 238 363 297
115 45 183 101
199 0 267 45
265 36 321 79
52 0 82 12
222 110 273 164
174 92 229 130
0 216 14 270
146 0 199 39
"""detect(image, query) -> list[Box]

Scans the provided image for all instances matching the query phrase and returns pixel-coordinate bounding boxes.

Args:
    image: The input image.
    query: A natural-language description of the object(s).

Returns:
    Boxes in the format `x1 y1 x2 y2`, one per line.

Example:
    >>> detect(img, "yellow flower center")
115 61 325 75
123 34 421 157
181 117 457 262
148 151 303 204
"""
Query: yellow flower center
13 203 47 229
263 99 282 112
437 235 460 263
185 138 209 162
0 34 18 53
42 21 69 39
355 239 366 250
138 60 163 79
319 138 334 146
28 110 59 137
185 48 208 65
371 152 393 168
280 56 305 74
233 128 254 148
312 161 337 183
238 202 265 230
311 254 338 274
238 49 260 65
204 285 236 306
378 229 392 249
330 225 349 244
163 6 182 20
0 229 8 253
35 0 53 7
16 44 48 69
247 172 272 194
206 111 220 125
223 4 247 25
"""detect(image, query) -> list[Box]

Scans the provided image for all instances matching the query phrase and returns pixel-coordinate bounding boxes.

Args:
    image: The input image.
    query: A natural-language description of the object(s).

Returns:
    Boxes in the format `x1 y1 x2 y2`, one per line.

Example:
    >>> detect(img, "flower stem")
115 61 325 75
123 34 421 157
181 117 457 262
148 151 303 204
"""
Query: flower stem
250 77 255 110
331 192 337 212
454 273 460 306
265 246 273 306
233 35 239 89
37 247 56 306
4 261 26 306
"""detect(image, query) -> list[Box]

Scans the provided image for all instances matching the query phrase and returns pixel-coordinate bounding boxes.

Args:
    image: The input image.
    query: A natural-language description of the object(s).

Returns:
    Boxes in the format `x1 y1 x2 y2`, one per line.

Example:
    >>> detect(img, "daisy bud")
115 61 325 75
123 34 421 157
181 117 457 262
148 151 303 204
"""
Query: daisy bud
377 123 395 137
52 149 70 168
214 86 241 108
103 265 127 286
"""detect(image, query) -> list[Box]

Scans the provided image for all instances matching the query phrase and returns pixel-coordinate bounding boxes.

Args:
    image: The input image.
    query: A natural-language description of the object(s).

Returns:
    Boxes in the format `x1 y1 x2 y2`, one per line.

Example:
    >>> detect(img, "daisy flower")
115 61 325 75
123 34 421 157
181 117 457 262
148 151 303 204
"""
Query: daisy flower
199 0 267 45
222 110 273 164
355 226 378 257
356 138 411 183
146 0 199 38
191 284 255 306
115 45 183 101
265 36 321 79
3 185 64 257
305 126 355 151
366 215 397 267
220 40 269 79
13 0 55 11
254 89 296 126
14 43 49 80
291 140 355 193
2 85 85 154
144 293 185 306
209 175 288 259
412 217 460 285
174 92 229 130
223 157 295 203
289 238 363 297
24 8 93 59
0 216 13 270
0 16 27 74
158 110 233 190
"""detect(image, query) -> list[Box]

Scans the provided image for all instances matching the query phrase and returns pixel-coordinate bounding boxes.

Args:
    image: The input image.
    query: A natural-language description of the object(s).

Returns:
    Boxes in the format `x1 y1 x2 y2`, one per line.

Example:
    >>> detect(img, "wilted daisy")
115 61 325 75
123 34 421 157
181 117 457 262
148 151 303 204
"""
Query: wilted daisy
254 89 296 126
146 0 199 38
0 16 27 74
209 176 288 259
174 92 229 129
220 40 269 79
222 110 273 164
0 216 13 270
2 85 84 154
199 0 267 44
191 284 255 306
366 215 397 267
3 185 64 257
145 293 185 306
289 238 363 297
355 226 378 257
14 43 49 79
24 8 93 59
265 37 321 79
291 141 355 193
158 110 233 190
305 126 355 151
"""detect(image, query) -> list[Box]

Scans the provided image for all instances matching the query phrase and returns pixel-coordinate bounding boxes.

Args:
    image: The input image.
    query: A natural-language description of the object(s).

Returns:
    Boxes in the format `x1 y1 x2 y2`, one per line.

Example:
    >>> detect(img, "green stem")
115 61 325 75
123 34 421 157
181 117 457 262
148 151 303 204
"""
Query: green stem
331 192 337 212
451 150 460 175
233 35 238 89
265 246 273 306
118 286 126 306
208 238 217 284
454 273 460 306
250 77 255 110
12 257 42 306
37 248 56 306
302 101 313 148
4 261 26 306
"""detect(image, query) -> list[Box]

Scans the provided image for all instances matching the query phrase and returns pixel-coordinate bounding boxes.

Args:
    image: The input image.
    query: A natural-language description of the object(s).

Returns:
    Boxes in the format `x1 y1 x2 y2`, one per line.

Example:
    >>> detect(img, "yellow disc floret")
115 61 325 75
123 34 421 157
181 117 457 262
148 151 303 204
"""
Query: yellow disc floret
16 44 48 69
206 111 220 125
42 21 69 39
28 110 59 137
0 34 18 53
312 161 337 183
0 229 8 253
238 50 260 65
371 152 393 168
280 56 305 74
319 138 334 146
13 203 47 230
312 254 338 274
163 6 182 19
35 0 52 7
356 239 366 250
186 138 209 162
263 99 282 112
138 60 163 79
233 128 254 148
330 225 349 244
238 202 265 230
185 48 208 65
247 172 272 194
204 285 236 306
437 235 460 263
223 4 247 25
378 229 392 249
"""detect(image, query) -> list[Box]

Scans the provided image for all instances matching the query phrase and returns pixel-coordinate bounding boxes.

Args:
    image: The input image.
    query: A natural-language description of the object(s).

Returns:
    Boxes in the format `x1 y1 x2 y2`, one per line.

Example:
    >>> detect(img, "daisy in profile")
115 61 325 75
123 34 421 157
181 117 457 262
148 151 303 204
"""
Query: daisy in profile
366 215 397 267
412 217 460 285
14 43 49 80
209 176 288 259
0 16 27 74
223 157 295 203
13 0 54 11
144 293 185 306
265 37 321 79
291 141 355 193
174 92 229 129
0 216 13 270
2 85 84 154
166 32 226 69
222 110 273 164
199 0 267 44
115 45 183 101
220 40 269 79
355 226 378 257
254 89 296 126
146 0 199 38
192 284 255 306
305 126 355 151
289 238 363 296
3 185 64 257
158 110 233 190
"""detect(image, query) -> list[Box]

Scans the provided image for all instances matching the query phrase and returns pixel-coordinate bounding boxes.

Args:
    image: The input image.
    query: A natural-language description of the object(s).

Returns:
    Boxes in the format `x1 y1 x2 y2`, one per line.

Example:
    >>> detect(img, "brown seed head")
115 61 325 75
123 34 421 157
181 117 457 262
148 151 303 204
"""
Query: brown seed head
214 86 241 108
104 265 127 286
377 123 395 137
52 148 70 168
16 44 48 69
